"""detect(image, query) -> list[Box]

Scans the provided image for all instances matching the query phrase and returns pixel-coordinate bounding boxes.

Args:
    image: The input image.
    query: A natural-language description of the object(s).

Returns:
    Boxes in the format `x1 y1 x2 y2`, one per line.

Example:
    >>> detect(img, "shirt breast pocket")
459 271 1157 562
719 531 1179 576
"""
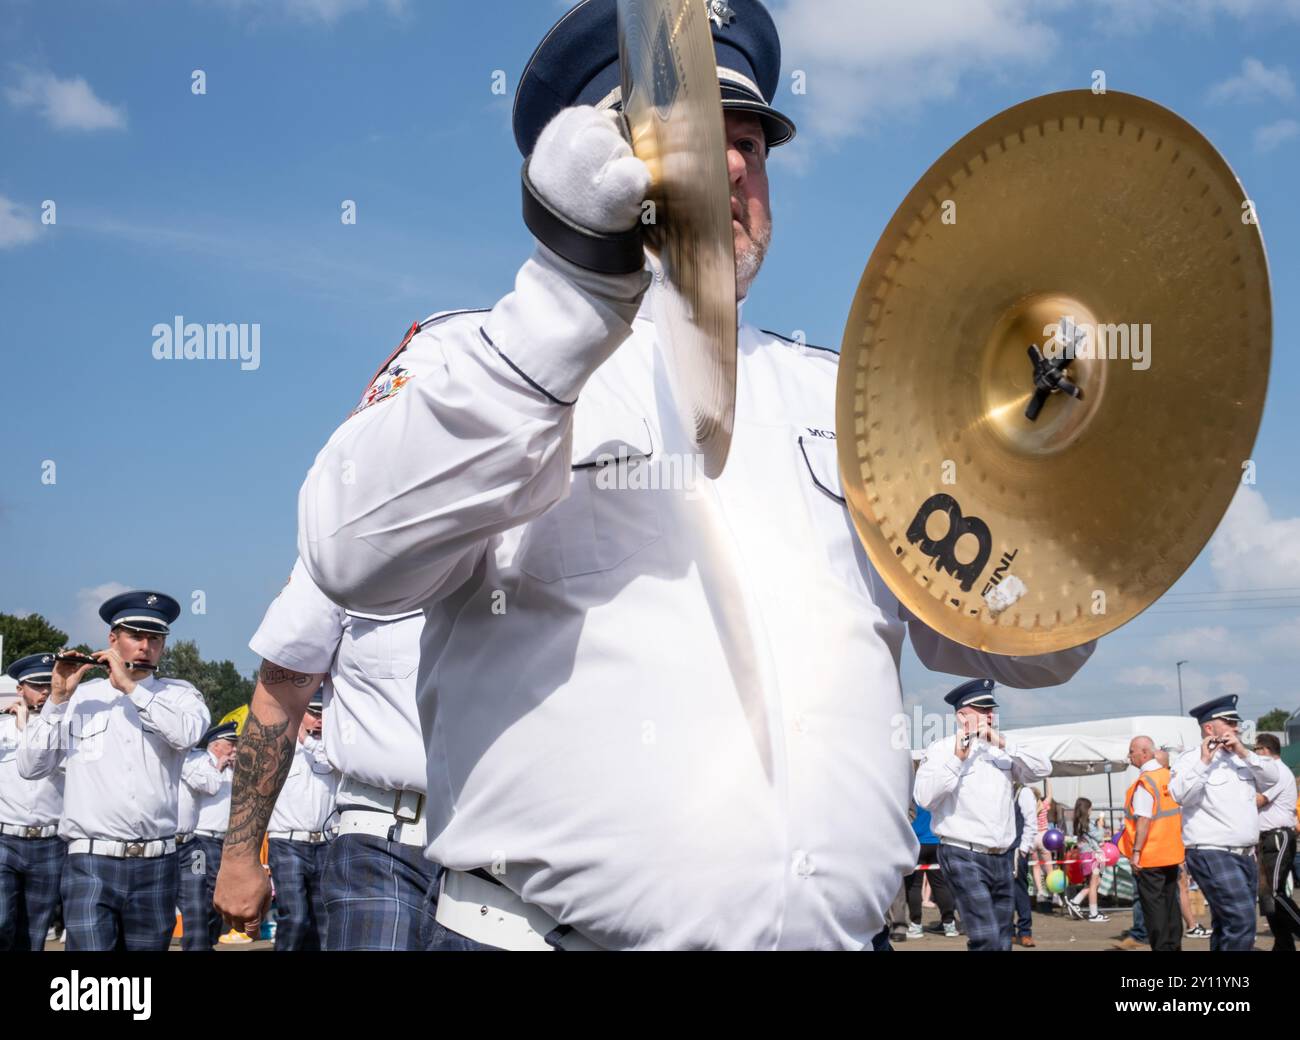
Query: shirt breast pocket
344 613 420 679
518 411 662 583
796 432 872 598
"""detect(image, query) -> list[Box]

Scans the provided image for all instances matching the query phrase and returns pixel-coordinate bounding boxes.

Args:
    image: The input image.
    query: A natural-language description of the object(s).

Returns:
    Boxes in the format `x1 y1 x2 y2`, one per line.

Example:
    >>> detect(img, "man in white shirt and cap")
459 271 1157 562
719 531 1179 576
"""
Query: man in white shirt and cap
0 653 65 951
1252 732 1299 952
177 719 236 951
296 0 1095 950
914 679 1052 951
262 693 337 950
18 591 210 951
215 557 434 950
1170 694 1281 952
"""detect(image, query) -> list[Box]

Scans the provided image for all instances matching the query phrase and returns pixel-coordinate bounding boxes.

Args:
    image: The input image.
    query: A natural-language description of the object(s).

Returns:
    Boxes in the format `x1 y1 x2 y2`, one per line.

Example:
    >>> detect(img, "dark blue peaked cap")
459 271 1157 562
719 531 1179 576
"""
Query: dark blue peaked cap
99 590 181 635
1188 694 1241 726
944 678 998 710
6 652 55 685
197 720 239 748
513 0 797 157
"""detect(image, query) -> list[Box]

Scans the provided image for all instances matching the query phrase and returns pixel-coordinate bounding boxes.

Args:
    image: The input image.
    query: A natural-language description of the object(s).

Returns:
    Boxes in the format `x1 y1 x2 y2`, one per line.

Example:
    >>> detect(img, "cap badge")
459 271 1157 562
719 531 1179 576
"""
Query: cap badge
707 0 735 29
146 595 158 606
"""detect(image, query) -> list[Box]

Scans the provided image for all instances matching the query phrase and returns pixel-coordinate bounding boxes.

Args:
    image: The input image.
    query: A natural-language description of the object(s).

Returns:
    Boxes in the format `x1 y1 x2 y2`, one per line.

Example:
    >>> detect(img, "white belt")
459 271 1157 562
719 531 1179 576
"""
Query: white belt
435 869 603 952
68 837 177 858
941 837 1009 856
176 832 194 845
268 830 328 844
337 809 427 847
1189 844 1255 856
194 829 224 839
337 777 425 822
0 822 58 839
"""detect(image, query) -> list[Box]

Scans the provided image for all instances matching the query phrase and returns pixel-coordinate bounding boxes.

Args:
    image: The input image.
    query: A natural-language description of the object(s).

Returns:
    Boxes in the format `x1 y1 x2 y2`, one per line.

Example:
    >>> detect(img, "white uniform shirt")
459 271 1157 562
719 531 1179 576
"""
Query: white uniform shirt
1131 758 1162 818
18 676 209 841
0 713 64 828
1170 746 1280 848
915 736 1052 850
297 248 1094 950
1257 764 1298 833
268 735 338 834
248 557 426 793
1016 786 1038 855
179 748 232 834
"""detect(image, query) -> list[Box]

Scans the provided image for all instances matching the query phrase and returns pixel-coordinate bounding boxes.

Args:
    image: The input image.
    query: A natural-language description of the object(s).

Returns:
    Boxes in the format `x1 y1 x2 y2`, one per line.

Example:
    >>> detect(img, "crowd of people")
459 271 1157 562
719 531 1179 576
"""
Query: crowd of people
889 683 1300 952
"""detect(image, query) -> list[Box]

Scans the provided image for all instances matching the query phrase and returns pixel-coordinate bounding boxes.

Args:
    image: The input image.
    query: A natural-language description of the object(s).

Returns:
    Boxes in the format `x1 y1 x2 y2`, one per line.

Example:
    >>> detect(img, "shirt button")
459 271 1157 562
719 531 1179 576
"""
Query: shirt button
792 850 814 878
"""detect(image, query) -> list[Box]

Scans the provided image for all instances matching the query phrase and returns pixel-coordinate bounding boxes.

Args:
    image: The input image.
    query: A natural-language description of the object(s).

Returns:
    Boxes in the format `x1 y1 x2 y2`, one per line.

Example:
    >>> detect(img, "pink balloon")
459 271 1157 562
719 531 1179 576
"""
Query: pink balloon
1103 843 1120 867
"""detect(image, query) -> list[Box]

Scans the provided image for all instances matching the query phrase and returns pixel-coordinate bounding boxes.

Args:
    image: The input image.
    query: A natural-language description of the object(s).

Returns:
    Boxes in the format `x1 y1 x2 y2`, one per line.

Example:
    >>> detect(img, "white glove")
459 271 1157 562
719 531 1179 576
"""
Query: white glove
529 106 651 234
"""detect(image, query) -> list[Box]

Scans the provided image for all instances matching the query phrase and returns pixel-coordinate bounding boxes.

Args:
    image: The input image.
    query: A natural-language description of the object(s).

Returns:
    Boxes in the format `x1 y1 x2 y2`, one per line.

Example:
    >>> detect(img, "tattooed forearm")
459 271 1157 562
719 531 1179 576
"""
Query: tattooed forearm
258 662 315 687
225 711 294 854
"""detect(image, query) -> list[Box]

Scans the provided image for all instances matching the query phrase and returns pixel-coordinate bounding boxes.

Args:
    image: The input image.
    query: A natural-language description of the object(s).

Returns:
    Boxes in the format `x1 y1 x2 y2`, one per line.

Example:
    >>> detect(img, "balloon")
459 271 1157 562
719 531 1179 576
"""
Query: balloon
1043 828 1065 851
1102 843 1120 867
1046 868 1067 893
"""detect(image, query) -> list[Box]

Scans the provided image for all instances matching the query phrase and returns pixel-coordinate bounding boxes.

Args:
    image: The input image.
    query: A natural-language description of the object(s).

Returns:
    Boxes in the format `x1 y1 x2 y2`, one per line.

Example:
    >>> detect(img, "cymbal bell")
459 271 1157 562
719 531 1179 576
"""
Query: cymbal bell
836 90 1271 655
619 0 737 478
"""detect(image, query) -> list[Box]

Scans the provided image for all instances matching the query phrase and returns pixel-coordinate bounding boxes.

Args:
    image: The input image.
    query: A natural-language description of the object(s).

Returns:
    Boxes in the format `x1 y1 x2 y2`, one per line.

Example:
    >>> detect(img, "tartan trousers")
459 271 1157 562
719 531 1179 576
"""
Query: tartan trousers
0 835 65 951
268 838 329 951
1185 847 1257 952
61 851 178 952
322 831 440 951
178 836 225 951
937 843 1014 951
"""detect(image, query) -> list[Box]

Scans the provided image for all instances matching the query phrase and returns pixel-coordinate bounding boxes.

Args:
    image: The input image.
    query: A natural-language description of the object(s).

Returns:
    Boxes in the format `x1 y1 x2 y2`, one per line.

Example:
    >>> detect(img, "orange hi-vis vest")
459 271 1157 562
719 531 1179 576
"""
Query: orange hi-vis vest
1119 765 1184 867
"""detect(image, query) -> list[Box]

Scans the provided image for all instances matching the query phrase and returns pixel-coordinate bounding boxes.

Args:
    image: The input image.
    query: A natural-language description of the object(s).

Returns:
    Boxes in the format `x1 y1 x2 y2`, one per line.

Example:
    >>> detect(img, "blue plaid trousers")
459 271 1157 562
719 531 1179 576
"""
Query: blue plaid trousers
1185 847 1258 952
937 843 1014 951
61 851 178 952
178 836 225 951
268 838 329 951
0 835 65 951
322 832 440 951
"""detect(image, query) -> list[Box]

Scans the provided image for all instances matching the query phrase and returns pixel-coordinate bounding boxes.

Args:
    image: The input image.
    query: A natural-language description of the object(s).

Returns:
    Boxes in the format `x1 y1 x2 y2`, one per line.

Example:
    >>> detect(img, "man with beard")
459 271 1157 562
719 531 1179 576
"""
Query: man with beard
295 0 1096 949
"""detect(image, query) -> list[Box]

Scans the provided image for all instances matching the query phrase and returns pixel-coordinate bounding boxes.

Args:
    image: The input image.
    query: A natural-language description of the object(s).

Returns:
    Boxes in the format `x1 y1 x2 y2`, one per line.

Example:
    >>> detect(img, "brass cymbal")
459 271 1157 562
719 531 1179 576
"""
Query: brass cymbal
836 90 1271 655
619 0 737 477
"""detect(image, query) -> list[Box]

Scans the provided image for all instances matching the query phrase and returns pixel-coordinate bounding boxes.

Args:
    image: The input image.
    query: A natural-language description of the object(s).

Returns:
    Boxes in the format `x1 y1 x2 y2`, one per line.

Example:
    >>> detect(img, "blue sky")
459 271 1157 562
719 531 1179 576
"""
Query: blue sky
2 0 1299 730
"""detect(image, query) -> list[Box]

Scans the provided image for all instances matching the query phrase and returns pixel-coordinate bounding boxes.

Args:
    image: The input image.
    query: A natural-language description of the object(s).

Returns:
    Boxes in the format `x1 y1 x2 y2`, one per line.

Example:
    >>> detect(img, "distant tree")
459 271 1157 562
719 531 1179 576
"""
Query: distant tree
1258 708 1290 733
158 639 253 722
0 613 70 669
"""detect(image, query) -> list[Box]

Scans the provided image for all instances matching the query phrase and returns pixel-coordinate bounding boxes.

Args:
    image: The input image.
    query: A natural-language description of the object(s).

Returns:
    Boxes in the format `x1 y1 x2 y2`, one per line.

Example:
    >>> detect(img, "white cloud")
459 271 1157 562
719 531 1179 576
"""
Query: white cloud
212 0 407 24
1208 57 1295 103
1254 117 1300 152
4 70 126 132
1092 0 1300 33
1209 486 1300 588
1118 663 1248 702
770 0 1058 150
1259 615 1300 656
1150 625 1248 663
67 583 131 647
0 196 39 249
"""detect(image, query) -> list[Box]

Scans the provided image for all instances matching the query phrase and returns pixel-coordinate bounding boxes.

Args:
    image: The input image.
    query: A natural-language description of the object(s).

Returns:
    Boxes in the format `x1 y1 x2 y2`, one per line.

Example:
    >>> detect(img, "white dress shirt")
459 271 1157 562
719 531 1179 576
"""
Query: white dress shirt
268 735 338 834
1170 746 1281 848
248 557 426 794
1016 785 1039 855
915 735 1052 850
297 247 1094 950
1131 758 1162 818
179 748 232 834
1257 765 1298 833
18 676 209 842
0 714 64 828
